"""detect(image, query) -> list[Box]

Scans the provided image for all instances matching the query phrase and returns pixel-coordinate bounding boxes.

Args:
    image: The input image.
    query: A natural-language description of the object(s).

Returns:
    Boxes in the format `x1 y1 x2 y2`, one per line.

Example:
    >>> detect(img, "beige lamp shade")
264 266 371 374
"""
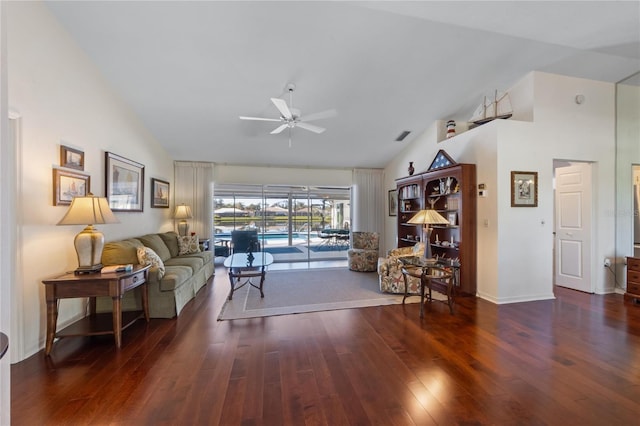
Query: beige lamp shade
407 209 449 259
174 204 193 236
407 209 450 226
173 204 193 220
57 193 119 274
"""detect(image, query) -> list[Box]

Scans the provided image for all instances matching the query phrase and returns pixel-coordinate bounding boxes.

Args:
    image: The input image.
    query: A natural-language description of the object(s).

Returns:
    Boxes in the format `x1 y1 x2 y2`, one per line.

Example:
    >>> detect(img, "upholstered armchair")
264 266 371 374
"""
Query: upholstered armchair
377 242 424 294
347 231 380 272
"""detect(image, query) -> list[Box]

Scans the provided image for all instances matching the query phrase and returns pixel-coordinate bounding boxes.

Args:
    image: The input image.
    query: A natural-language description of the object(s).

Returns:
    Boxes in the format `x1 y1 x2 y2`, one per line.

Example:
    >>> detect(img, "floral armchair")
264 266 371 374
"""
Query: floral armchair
377 242 425 294
347 231 380 272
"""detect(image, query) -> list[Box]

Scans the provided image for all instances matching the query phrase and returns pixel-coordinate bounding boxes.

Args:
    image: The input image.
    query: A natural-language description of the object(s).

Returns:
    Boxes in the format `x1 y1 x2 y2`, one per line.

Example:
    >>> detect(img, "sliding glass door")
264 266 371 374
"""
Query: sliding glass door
213 184 351 263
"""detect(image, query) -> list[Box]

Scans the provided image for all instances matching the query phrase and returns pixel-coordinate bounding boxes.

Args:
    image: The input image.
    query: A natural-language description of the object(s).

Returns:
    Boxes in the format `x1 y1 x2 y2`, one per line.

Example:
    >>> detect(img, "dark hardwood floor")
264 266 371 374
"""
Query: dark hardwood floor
11 266 640 425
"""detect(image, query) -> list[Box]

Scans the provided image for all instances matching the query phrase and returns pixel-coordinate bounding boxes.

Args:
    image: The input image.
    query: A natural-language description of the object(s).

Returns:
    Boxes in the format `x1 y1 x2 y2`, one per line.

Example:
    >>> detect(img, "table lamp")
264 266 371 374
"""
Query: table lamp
57 193 119 274
174 204 193 236
407 209 450 259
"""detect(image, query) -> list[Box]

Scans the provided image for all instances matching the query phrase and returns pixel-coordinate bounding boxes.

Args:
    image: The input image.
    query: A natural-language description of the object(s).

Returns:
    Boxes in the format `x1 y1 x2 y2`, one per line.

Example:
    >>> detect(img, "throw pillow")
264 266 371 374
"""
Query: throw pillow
178 235 201 255
137 246 166 279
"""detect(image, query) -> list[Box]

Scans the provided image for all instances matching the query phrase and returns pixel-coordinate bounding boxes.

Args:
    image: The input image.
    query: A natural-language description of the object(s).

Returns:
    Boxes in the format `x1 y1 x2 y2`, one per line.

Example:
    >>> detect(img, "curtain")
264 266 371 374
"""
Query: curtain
352 168 385 251
174 161 214 241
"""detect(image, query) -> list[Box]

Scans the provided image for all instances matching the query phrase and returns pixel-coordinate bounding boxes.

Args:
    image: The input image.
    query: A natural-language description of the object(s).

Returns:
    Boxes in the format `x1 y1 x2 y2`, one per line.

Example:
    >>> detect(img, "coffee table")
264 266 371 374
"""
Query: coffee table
223 251 274 300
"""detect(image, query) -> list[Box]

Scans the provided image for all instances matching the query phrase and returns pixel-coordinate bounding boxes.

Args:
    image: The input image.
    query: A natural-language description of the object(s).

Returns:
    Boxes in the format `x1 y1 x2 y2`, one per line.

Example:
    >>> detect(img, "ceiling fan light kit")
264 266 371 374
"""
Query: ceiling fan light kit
239 83 336 146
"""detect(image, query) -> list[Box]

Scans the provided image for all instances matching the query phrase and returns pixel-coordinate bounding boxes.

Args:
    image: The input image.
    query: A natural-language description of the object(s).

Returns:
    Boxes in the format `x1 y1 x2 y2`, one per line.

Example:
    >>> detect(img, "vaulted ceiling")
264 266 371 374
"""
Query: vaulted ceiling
45 1 640 169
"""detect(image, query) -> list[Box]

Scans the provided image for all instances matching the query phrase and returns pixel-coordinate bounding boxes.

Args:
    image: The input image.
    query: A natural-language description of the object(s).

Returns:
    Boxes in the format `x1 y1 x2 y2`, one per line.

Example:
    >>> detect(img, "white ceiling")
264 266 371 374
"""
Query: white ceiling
44 1 640 169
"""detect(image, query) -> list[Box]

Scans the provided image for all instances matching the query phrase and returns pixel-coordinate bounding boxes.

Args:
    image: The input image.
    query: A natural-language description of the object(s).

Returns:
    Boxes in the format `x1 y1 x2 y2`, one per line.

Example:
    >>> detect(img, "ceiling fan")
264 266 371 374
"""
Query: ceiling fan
239 84 336 146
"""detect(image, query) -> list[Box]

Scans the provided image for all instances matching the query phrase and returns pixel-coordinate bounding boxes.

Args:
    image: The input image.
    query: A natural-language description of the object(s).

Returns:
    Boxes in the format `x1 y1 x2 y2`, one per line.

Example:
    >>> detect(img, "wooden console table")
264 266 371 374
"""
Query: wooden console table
625 256 640 304
42 264 150 355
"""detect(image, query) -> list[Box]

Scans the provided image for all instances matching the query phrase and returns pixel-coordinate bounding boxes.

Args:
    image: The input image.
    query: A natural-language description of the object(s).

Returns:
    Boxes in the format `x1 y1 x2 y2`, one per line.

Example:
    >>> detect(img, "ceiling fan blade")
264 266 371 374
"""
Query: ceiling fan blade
270 124 289 134
239 116 281 122
271 97 293 120
300 109 337 122
296 122 326 134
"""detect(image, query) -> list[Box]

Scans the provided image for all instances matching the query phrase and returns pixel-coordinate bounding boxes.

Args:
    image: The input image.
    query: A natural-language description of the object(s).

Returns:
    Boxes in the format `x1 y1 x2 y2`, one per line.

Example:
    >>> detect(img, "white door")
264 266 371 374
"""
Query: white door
554 162 593 292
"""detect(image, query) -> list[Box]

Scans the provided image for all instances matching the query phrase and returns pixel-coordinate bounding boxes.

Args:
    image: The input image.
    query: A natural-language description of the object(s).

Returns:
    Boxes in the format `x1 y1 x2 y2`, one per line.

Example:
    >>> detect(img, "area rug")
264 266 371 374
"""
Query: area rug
217 268 425 320
262 246 304 254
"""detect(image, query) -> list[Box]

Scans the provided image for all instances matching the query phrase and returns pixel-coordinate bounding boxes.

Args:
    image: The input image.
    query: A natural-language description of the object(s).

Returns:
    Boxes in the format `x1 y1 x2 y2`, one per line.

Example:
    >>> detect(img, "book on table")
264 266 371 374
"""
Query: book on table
101 264 134 274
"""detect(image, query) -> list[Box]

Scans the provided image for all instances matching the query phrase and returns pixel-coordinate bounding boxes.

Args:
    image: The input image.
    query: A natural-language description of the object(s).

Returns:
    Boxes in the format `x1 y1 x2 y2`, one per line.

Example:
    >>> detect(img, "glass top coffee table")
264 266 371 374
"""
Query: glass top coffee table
399 257 458 318
223 251 274 300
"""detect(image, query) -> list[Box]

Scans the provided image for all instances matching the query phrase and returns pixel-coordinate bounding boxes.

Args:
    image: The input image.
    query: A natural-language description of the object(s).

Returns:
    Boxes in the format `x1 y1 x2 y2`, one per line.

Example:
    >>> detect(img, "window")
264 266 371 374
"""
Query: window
213 184 351 263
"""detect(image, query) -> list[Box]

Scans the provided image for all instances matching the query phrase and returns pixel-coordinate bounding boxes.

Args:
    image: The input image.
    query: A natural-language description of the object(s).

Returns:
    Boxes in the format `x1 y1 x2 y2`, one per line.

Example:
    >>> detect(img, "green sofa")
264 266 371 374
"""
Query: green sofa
96 231 214 318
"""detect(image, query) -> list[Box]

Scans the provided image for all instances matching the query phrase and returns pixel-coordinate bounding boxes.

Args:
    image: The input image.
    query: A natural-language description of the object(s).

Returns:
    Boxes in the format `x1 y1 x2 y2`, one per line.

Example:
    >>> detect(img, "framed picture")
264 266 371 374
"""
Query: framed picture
60 145 84 171
388 189 397 216
447 212 457 226
511 171 538 207
53 168 90 206
151 178 170 208
105 152 144 212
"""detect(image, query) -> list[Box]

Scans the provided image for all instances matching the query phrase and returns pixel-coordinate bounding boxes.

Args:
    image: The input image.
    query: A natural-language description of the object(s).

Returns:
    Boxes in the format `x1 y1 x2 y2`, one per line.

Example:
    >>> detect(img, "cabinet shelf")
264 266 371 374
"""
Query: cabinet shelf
401 238 421 243
432 244 459 250
428 192 460 198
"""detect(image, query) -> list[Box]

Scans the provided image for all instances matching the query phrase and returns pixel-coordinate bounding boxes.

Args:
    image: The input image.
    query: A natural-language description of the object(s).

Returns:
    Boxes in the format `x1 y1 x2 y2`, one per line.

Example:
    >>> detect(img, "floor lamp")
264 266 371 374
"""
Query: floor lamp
407 209 450 259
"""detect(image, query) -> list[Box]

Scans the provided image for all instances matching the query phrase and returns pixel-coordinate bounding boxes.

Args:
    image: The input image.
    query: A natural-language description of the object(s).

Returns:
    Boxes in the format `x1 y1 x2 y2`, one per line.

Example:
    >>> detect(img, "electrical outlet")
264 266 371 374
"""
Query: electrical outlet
604 258 611 267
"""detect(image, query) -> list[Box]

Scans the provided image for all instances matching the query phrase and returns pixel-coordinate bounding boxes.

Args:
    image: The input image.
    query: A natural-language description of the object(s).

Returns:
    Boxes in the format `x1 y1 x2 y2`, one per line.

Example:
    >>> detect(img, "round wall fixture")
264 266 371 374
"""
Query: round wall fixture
575 94 585 104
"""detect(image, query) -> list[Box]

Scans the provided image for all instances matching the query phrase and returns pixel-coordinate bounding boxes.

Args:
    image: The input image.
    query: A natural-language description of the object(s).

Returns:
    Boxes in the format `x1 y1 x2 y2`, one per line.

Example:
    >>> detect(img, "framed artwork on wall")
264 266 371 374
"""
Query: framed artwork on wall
60 145 84 171
53 168 90 206
511 171 538 207
388 189 397 216
151 178 170 208
105 152 145 212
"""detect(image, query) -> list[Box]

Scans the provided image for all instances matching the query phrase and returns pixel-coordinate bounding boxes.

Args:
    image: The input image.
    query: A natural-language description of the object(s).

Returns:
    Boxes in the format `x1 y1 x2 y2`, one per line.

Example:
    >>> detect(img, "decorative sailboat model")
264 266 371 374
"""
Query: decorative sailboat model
469 90 513 126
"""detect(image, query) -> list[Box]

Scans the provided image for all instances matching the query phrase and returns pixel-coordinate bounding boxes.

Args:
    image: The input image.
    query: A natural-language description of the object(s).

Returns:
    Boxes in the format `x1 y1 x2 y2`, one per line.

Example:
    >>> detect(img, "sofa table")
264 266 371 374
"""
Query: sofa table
42 264 150 355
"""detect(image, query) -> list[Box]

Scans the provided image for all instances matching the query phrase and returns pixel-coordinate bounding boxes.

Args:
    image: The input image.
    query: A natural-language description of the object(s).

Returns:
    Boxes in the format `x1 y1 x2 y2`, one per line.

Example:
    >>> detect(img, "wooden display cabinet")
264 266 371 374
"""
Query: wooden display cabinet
395 152 476 295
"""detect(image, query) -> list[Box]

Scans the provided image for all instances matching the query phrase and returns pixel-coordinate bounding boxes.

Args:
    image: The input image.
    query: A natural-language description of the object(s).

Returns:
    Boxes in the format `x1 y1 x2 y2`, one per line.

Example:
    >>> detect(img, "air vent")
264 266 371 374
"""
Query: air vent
395 130 411 142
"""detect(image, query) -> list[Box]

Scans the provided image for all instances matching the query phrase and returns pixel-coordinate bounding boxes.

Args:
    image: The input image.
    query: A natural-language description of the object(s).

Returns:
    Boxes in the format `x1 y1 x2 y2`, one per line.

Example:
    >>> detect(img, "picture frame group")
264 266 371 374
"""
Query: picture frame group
151 178 170 208
60 145 84 171
511 171 538 207
105 152 145 212
388 189 397 216
53 168 90 206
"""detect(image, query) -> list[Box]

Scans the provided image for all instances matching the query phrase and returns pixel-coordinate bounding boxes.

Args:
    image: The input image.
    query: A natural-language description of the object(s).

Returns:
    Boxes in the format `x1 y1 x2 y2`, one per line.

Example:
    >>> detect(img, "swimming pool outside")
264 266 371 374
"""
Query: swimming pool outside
215 231 321 247
214 230 349 263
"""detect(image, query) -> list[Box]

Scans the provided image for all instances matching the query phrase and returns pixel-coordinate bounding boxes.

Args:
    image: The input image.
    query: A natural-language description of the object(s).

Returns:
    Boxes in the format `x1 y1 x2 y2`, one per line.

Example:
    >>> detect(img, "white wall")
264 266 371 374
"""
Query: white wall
215 164 353 187
0 0 11 421
383 71 617 303
7 1 175 361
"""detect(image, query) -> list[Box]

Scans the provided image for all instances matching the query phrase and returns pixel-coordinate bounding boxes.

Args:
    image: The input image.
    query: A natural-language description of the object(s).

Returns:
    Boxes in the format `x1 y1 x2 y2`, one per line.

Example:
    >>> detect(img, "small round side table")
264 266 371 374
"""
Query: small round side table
401 265 453 318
